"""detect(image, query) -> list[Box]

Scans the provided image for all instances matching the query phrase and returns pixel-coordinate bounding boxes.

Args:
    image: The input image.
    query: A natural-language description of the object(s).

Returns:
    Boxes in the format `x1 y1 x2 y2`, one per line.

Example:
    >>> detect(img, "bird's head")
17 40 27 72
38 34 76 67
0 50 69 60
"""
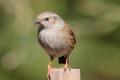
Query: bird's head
35 11 64 29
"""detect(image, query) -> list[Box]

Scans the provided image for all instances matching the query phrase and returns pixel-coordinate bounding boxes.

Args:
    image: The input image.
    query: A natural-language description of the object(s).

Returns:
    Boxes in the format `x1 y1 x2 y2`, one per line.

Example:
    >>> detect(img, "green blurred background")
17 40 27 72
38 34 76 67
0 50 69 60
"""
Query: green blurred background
0 0 120 80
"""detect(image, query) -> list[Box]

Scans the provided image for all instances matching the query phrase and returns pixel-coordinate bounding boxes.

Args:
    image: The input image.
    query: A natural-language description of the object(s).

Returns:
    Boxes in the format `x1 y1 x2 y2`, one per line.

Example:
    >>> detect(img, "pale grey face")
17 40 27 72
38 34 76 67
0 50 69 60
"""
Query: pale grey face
35 12 64 29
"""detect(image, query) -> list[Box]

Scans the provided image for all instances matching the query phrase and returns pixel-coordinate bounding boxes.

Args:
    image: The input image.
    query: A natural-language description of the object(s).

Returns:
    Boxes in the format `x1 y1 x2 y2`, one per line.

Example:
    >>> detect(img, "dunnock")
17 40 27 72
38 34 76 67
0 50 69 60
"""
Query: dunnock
35 11 76 75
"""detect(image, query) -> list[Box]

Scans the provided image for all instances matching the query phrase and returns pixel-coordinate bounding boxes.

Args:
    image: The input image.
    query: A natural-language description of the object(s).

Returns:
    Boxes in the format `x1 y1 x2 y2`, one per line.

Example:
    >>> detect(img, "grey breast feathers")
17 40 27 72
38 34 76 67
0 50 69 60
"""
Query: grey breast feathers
37 24 76 57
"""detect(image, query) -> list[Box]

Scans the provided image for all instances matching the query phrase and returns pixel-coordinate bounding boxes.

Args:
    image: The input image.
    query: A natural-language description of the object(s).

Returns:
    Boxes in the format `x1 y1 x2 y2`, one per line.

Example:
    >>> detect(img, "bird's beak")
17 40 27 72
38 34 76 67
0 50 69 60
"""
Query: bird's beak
34 19 41 25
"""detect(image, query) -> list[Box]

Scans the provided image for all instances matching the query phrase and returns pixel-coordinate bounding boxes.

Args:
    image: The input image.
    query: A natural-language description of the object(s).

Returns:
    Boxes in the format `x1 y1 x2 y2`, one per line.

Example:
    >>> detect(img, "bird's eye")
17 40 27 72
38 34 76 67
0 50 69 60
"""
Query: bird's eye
45 18 49 21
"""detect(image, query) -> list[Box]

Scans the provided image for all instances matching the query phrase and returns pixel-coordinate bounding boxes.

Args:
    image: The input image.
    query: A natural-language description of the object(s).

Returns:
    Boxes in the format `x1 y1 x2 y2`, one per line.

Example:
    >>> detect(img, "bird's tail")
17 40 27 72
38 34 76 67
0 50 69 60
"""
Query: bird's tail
58 56 68 64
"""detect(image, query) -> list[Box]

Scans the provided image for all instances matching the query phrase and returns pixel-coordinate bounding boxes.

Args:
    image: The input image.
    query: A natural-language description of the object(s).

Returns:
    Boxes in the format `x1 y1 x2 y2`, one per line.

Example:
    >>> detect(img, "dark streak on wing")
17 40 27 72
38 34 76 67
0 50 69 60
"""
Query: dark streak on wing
62 23 76 49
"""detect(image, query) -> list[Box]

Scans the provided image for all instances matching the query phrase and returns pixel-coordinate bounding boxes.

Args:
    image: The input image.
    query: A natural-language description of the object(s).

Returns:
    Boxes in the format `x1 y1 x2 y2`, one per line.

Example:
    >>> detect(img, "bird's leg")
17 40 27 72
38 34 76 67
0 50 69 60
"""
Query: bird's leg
47 60 52 80
48 56 54 71
48 60 52 70
64 58 70 71
47 57 54 80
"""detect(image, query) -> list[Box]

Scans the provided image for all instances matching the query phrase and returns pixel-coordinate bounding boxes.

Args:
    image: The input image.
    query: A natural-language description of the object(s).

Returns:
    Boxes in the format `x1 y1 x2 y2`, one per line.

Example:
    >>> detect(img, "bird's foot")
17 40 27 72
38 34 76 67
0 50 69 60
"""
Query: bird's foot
47 64 52 80
64 63 71 71
47 67 52 80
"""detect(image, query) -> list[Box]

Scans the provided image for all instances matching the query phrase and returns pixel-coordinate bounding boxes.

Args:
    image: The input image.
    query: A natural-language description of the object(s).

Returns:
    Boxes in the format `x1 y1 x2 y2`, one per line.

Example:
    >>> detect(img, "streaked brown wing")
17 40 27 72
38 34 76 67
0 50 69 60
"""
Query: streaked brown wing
61 23 76 49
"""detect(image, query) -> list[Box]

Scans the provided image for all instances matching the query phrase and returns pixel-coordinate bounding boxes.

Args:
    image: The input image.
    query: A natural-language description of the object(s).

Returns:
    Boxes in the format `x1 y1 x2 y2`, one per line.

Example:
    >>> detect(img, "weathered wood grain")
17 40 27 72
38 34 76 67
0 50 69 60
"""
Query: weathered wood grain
48 69 80 80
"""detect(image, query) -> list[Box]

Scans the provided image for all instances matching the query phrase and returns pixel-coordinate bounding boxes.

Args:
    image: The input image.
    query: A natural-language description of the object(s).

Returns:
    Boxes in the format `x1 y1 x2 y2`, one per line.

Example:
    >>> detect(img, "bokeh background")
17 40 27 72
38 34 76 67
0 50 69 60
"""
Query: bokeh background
0 0 120 80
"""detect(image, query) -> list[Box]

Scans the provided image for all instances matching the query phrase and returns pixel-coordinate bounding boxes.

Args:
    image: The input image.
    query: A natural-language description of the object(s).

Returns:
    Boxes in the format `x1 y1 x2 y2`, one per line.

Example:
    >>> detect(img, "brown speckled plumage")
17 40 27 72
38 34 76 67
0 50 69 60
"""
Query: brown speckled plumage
35 11 76 67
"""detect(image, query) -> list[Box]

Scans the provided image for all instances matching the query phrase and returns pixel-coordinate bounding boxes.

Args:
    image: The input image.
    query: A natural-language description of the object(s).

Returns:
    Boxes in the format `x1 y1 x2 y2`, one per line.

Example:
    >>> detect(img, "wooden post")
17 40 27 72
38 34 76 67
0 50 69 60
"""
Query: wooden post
48 69 80 80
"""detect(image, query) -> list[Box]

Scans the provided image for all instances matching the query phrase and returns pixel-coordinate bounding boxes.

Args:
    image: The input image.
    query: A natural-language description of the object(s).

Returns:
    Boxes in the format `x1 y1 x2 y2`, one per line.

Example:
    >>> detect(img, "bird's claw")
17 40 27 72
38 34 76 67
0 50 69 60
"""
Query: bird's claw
47 66 52 80
47 74 51 80
47 61 52 80
64 64 71 71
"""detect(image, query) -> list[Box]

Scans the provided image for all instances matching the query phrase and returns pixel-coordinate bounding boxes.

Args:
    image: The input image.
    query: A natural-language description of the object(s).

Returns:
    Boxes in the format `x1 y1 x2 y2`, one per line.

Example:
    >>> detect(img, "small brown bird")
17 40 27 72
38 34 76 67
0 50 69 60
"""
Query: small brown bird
35 11 76 73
